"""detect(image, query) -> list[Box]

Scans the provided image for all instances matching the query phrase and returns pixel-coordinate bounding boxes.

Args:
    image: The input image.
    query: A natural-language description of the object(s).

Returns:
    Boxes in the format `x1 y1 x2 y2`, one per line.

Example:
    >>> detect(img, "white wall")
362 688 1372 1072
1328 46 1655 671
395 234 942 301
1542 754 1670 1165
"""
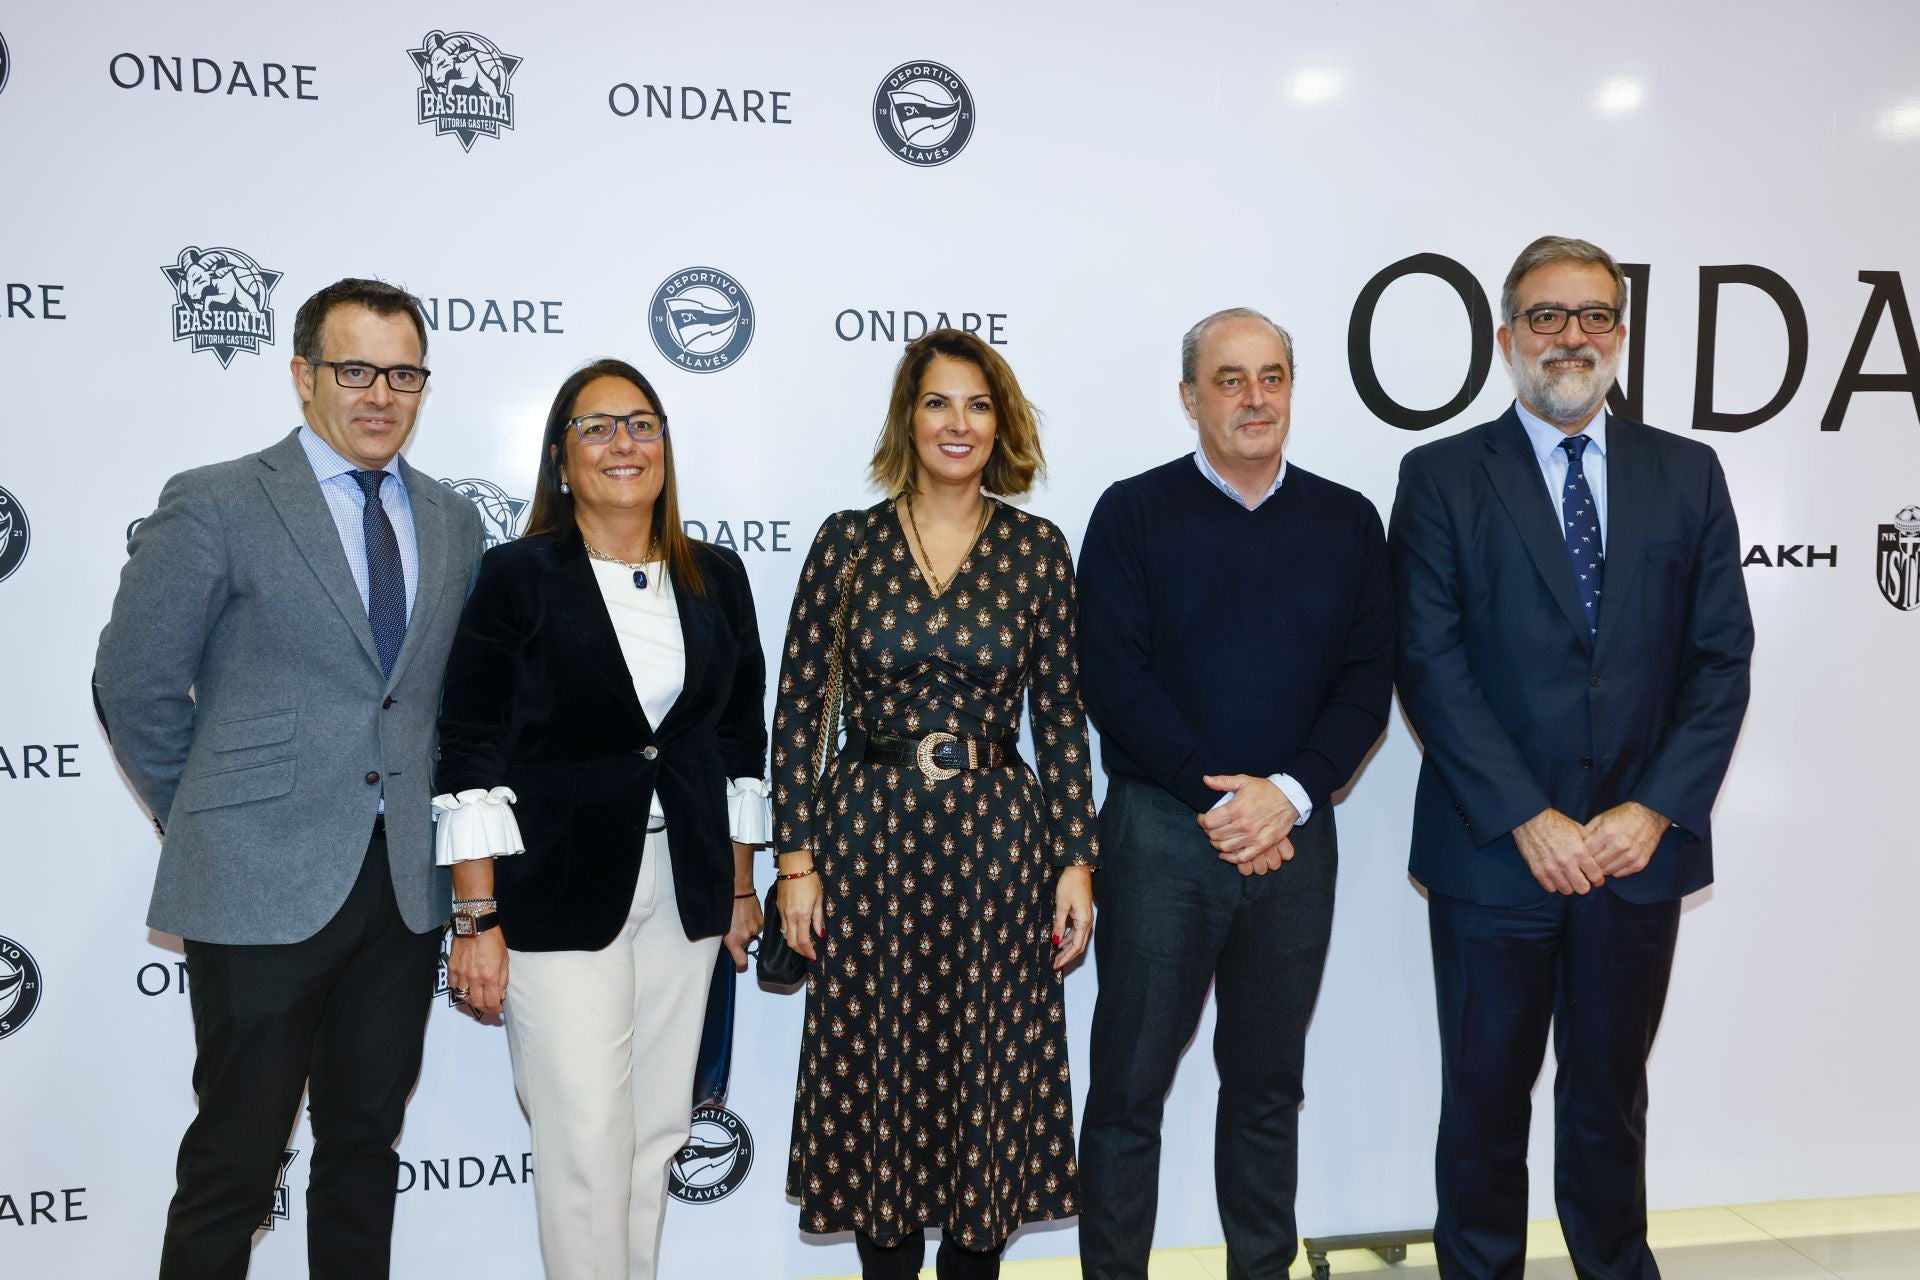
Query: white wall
2 2 1916 1275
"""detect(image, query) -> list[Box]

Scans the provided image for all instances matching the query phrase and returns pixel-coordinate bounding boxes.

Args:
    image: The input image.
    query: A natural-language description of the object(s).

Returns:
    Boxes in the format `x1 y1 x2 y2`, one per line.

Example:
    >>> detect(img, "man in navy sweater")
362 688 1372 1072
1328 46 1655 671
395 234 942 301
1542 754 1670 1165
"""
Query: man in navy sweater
1076 308 1395 1279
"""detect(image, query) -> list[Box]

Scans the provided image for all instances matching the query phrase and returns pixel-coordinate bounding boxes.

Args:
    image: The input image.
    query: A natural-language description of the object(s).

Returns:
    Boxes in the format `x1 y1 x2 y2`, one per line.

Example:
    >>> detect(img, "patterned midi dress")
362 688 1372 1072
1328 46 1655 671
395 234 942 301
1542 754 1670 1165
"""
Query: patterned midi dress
773 498 1101 1249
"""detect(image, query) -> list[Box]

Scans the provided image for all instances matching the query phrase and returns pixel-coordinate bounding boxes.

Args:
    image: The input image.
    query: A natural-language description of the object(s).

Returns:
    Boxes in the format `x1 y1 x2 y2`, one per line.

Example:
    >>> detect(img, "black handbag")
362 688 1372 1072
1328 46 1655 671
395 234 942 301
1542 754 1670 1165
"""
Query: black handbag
756 523 866 988
755 881 807 986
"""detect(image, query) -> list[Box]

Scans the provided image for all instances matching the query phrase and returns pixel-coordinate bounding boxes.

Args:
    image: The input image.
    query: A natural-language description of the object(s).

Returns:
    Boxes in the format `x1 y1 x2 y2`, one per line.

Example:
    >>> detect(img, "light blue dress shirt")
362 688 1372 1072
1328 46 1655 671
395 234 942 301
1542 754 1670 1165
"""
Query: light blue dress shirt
1514 402 1609 553
297 424 421 622
1193 444 1289 510
1189 446 1311 826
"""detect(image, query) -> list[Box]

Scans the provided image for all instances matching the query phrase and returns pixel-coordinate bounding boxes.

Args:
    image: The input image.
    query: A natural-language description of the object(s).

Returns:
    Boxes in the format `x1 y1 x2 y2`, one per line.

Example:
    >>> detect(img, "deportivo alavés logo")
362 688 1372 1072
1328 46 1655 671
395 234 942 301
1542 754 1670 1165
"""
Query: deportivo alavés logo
160 246 283 368
0 935 43 1040
439 478 530 549
1876 505 1920 611
873 61 974 166
0 486 29 585
650 267 756 374
409 30 522 151
0 30 12 97
667 1105 753 1203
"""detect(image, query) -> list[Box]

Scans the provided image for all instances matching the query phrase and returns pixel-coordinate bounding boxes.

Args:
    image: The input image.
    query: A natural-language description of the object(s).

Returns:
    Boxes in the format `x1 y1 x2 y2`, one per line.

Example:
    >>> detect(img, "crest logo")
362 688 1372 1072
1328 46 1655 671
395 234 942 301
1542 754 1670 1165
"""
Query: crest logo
0 486 29 585
873 61 974 166
160 246 283 368
1875 505 1920 611
439 478 530 549
667 1105 754 1203
0 935 43 1040
650 267 756 374
409 31 522 151
262 1150 297 1229
1 31 11 97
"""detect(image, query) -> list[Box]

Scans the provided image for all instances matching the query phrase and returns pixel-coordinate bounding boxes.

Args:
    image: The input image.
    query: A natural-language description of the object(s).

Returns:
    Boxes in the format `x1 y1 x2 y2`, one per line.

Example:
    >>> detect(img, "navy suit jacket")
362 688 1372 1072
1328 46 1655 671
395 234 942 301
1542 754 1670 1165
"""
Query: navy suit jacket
1388 406 1753 907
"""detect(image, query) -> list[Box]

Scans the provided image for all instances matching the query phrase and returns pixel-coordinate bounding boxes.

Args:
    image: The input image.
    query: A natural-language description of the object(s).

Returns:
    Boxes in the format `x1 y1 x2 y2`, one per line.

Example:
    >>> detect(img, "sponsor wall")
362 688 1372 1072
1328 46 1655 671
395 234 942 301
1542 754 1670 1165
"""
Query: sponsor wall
2 2 1917 1275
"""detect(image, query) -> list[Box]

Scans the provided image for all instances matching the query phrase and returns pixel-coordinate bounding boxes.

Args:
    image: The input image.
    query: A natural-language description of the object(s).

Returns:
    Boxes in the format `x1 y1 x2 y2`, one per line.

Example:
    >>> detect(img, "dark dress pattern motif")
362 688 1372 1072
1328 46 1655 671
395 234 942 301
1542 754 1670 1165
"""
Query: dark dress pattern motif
774 499 1100 1248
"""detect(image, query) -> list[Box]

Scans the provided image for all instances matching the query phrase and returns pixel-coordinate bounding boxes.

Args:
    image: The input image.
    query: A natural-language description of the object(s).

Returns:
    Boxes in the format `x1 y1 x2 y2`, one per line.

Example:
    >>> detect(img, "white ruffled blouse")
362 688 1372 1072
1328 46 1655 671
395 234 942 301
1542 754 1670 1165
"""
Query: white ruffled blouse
431 556 771 865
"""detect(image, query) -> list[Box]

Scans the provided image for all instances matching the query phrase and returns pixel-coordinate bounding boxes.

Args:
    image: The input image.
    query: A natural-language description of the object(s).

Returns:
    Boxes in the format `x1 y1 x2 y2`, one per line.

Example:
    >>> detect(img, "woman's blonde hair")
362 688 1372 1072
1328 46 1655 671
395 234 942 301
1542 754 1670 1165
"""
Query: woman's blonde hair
869 329 1045 498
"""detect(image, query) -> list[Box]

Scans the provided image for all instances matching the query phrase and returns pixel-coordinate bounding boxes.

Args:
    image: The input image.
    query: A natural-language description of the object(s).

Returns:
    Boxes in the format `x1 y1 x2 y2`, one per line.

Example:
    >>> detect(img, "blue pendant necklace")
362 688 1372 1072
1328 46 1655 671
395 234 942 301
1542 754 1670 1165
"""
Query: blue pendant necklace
583 538 656 589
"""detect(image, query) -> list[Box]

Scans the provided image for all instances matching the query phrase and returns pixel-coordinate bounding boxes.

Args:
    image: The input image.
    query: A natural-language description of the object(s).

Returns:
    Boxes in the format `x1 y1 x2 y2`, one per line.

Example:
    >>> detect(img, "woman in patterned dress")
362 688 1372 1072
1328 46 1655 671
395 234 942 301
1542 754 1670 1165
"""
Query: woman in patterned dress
773 329 1100 1279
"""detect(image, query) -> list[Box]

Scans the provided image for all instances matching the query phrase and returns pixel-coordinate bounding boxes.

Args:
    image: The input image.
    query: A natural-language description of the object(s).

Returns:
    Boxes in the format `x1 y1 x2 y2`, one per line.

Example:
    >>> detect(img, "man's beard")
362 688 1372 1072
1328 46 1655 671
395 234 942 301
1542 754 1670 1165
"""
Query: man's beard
1510 341 1621 425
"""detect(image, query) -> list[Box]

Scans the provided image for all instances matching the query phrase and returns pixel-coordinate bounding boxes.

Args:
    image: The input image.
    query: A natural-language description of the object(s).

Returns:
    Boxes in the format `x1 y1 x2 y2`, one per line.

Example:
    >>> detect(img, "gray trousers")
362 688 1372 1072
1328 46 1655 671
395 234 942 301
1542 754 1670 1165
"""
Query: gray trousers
1078 778 1338 1280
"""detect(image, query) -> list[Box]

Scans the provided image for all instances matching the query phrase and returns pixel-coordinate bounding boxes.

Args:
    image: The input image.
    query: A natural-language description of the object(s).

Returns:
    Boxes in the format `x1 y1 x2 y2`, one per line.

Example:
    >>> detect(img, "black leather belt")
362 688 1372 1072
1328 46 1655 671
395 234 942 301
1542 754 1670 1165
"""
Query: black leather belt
843 725 1020 782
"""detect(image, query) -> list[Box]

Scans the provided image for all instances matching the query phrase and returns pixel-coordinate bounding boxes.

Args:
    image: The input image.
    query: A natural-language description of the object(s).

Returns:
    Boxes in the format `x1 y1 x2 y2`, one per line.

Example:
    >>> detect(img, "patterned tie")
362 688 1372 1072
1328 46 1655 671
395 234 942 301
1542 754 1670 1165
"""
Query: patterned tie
1559 435 1604 633
349 469 407 677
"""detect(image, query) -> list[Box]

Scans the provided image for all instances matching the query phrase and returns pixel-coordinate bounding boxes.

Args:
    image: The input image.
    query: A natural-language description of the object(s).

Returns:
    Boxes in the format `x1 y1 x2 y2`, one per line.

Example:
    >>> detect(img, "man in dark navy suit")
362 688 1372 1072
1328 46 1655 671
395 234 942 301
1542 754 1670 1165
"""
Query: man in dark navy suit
1389 236 1753 1279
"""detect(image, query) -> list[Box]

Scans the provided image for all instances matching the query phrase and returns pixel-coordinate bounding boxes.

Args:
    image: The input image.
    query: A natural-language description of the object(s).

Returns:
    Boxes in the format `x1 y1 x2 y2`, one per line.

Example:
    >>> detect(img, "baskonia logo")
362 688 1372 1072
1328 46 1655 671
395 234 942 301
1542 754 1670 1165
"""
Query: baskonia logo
439 478 530 549
666 1106 753 1203
0 486 29 584
650 268 756 374
0 935 44 1040
408 31 522 151
262 1150 297 1229
160 246 283 367
1875 506 1920 611
872 61 974 167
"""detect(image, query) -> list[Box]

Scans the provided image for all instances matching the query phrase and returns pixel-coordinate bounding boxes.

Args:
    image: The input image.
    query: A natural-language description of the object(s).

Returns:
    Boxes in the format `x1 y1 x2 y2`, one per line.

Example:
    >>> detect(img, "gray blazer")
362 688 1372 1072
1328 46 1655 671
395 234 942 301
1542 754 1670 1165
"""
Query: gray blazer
94 430 485 944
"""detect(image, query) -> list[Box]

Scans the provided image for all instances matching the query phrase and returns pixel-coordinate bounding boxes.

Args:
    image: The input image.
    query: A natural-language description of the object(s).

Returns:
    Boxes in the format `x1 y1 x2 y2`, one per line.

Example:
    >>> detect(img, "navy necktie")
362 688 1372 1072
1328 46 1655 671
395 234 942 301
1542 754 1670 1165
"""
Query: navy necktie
1559 435 1604 633
349 469 407 677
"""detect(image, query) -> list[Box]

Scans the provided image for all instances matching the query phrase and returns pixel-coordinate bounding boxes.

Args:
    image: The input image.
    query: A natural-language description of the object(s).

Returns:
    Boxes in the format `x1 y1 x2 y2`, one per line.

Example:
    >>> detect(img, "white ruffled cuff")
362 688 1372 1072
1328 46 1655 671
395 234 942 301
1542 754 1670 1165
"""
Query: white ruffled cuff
431 788 526 866
726 776 772 845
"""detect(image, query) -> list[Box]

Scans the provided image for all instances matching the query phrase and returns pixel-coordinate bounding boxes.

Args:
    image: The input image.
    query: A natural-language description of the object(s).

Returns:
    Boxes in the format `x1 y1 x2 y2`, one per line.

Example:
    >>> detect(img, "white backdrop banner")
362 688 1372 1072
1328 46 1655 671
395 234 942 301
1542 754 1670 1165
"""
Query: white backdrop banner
2 2 1917 1276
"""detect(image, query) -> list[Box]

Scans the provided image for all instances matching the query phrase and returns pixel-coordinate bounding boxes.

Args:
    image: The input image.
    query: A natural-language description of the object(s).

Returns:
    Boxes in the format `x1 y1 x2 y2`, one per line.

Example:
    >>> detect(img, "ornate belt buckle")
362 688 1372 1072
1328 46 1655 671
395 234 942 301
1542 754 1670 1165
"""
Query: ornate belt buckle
915 731 959 783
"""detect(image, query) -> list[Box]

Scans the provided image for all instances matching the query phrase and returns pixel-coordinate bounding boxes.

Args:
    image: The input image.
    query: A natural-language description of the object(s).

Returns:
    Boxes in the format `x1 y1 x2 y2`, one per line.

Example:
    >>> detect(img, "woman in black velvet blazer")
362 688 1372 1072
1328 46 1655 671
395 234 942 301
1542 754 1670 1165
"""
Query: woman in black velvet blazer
434 357 768 1278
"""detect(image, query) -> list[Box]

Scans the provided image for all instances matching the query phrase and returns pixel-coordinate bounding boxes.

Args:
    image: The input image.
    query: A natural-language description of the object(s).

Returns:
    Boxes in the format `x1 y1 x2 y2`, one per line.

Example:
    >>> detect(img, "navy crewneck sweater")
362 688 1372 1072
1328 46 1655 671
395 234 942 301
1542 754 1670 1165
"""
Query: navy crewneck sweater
1076 455 1394 814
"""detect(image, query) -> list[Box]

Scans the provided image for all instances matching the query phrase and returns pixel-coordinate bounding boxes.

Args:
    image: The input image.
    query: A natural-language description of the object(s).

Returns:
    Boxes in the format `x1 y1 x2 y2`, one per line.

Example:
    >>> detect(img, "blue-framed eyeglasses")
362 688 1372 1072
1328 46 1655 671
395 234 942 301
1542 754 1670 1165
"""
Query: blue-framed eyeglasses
565 412 666 443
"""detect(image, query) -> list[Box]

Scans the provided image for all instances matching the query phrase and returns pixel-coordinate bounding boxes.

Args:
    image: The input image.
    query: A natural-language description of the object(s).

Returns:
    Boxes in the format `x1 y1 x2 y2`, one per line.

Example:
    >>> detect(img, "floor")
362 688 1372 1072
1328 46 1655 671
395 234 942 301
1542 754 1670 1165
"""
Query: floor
804 1193 1920 1278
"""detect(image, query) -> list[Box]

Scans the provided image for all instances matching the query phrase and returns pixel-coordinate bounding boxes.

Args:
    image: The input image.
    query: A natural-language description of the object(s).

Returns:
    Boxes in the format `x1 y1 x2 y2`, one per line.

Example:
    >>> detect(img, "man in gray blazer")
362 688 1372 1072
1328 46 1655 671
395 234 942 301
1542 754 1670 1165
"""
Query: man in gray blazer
95 277 484 1280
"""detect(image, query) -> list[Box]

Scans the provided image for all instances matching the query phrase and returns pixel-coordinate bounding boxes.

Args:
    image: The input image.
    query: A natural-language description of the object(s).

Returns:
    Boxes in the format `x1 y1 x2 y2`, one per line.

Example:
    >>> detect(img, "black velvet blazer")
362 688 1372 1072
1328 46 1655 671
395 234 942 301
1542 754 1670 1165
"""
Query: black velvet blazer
435 531 767 950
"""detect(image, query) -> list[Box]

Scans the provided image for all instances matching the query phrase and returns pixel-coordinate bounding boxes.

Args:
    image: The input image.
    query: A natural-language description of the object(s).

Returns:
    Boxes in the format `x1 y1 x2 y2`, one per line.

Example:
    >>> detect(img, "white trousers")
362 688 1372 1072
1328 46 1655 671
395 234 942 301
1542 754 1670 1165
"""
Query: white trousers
504 830 722 1280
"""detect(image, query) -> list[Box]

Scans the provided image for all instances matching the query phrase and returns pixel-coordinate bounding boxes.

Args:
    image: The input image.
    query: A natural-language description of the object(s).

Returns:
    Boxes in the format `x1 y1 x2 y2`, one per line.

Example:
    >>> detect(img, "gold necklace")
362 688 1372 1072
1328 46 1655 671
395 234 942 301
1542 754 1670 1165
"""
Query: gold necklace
902 495 992 597
583 537 658 589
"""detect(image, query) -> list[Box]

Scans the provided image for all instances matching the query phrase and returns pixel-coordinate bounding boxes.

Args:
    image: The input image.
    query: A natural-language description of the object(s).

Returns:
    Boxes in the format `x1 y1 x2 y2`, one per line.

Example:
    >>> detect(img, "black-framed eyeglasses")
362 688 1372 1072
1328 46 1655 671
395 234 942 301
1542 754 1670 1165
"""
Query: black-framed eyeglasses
566 412 667 443
1512 305 1621 336
310 360 431 393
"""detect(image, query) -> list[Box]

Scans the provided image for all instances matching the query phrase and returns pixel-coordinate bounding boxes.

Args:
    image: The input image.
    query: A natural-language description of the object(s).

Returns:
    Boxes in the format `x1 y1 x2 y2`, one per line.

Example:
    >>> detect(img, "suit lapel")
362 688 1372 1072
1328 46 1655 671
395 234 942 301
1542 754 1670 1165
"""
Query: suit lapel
384 457 449 691
1482 409 1592 646
256 431 383 673
660 561 715 734
1593 417 1650 649
551 534 653 733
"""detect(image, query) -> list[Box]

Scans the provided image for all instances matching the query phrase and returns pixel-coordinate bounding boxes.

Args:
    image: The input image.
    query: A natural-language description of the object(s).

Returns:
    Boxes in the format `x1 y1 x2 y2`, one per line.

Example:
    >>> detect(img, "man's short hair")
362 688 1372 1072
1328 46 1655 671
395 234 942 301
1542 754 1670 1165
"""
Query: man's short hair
1500 237 1628 326
292 278 431 363
1180 307 1295 385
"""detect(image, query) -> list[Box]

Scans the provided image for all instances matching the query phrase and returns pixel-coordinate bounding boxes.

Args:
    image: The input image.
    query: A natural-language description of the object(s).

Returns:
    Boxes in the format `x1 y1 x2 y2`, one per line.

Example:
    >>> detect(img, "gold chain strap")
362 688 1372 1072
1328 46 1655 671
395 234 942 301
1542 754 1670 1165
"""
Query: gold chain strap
811 526 866 789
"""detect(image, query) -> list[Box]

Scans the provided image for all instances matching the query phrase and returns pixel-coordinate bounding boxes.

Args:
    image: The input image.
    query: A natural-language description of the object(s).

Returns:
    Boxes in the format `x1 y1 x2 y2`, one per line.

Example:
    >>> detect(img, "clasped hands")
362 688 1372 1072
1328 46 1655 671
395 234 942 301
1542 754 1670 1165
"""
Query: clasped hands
1513 801 1670 895
1197 774 1297 876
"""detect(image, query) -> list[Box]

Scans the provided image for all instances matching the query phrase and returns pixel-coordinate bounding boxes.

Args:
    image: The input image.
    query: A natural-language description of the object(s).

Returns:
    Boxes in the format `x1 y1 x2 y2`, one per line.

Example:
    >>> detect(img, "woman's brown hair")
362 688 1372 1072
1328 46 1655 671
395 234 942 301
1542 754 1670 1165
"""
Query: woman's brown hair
522 357 705 597
869 329 1045 498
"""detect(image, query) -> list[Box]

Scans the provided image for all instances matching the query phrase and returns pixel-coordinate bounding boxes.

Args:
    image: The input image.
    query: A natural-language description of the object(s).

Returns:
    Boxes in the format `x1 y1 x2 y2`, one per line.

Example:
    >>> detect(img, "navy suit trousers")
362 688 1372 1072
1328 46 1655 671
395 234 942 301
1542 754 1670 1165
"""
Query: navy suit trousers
1429 887 1680 1280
